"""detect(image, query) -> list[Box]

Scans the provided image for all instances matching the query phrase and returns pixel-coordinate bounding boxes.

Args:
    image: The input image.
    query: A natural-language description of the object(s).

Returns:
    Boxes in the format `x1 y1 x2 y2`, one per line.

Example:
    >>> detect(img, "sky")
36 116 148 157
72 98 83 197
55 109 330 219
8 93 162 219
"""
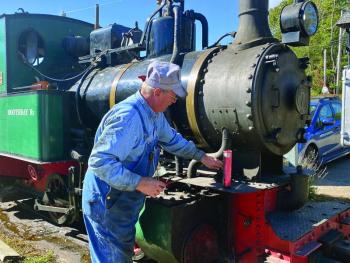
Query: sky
1 0 283 47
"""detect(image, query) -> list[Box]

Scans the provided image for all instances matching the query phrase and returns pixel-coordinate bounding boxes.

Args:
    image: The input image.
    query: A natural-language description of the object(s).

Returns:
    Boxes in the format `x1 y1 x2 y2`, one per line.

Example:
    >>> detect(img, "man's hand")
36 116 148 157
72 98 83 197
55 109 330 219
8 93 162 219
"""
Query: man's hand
136 177 166 197
201 154 223 170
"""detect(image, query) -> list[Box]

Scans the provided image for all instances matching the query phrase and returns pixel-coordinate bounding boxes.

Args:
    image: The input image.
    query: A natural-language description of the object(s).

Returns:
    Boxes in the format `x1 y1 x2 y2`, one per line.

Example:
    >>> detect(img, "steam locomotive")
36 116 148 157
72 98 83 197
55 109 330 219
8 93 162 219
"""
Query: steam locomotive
1 0 350 262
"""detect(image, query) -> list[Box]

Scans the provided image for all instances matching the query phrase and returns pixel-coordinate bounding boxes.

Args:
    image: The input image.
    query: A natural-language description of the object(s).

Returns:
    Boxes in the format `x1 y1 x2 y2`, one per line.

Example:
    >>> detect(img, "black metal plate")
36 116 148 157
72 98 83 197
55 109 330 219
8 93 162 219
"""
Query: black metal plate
267 201 350 242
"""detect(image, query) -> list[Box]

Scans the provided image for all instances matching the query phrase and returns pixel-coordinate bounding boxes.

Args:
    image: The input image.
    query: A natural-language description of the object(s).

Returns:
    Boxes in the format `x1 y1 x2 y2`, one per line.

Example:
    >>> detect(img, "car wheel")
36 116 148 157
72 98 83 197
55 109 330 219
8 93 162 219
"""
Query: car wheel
303 145 320 169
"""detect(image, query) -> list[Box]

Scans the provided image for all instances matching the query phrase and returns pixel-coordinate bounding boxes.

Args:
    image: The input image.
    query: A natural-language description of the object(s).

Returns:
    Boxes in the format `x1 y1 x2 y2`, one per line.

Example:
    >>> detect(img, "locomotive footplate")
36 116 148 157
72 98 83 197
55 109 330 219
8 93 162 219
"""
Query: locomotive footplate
264 201 350 262
267 201 350 242
177 176 278 193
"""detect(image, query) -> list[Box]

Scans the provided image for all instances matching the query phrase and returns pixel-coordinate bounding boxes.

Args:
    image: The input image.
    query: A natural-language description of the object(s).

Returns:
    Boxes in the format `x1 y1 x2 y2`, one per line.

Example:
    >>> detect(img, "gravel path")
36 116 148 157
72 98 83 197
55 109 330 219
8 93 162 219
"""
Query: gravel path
313 155 350 199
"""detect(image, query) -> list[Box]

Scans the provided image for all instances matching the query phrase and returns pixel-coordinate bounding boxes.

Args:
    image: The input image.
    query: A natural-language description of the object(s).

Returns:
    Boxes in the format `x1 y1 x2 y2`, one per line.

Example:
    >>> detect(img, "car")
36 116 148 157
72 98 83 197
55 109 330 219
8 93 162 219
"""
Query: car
298 96 350 167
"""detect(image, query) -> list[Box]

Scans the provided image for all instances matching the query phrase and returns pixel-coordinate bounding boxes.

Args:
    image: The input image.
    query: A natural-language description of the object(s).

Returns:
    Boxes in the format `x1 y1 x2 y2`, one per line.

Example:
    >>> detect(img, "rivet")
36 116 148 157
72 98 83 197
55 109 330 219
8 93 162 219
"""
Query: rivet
203 68 208 73
246 114 252 120
246 88 252 93
208 59 212 63
200 79 205 84
107 196 111 200
256 54 261 58
252 64 256 68
249 126 254 131
246 101 251 107
248 74 253 79
198 90 203 95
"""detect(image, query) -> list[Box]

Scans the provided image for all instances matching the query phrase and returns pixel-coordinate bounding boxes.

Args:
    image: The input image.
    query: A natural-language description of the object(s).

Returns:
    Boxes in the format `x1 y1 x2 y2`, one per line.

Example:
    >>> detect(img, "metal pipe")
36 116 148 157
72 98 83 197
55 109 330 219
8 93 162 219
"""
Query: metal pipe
233 0 274 48
193 12 209 49
187 128 231 178
175 156 183 176
95 4 100 30
170 5 181 64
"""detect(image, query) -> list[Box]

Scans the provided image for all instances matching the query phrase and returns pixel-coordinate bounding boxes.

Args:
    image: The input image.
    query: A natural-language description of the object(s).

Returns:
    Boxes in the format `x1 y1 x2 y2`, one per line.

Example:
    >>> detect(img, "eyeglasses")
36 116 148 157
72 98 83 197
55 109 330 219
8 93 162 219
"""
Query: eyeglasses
162 90 178 102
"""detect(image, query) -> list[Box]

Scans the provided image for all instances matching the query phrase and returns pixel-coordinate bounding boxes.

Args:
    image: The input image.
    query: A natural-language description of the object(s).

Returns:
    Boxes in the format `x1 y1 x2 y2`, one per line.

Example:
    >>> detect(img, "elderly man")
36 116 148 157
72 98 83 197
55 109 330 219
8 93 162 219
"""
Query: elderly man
82 61 223 263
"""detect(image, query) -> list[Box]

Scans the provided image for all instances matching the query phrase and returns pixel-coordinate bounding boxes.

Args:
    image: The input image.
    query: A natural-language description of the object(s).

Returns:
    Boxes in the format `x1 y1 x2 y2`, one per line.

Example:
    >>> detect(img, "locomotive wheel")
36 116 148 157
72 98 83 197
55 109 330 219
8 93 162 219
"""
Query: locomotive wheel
43 174 76 225
183 224 220 263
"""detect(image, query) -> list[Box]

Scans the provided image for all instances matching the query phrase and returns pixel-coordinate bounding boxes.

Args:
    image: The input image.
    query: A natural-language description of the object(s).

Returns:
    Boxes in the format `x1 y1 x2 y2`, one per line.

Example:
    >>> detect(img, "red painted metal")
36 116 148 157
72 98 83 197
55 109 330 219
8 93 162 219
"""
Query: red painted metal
223 150 232 188
0 153 78 192
229 186 350 263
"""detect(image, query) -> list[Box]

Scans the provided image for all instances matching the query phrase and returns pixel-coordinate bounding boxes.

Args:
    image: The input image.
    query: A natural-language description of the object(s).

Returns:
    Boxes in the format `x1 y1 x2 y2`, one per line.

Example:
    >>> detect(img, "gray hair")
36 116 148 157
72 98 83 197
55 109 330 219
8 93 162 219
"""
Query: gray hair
141 82 155 94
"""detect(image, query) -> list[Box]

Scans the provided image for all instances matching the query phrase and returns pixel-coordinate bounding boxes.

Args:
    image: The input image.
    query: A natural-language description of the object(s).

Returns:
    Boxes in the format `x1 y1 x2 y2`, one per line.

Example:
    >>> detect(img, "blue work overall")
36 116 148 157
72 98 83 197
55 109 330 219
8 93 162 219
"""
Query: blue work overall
82 104 160 263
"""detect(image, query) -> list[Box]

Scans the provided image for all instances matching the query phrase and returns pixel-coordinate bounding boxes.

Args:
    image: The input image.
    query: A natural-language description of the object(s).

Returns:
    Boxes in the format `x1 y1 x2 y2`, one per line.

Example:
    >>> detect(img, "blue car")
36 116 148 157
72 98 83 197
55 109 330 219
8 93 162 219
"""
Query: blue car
298 96 350 166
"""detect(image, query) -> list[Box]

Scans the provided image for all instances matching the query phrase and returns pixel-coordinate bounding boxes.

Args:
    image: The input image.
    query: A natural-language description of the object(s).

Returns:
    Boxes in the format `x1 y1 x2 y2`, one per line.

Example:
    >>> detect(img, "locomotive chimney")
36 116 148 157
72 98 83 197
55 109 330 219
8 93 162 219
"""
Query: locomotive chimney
233 0 275 49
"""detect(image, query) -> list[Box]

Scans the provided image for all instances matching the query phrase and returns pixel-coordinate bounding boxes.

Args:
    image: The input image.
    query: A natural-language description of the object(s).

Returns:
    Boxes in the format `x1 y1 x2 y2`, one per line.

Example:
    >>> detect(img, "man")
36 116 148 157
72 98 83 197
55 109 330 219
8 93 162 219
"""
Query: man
82 61 223 263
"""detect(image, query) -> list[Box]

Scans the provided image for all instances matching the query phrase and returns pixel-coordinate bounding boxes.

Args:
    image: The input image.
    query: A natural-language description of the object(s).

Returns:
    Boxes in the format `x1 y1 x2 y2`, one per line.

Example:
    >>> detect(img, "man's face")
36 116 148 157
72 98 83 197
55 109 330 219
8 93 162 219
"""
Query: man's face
154 89 177 112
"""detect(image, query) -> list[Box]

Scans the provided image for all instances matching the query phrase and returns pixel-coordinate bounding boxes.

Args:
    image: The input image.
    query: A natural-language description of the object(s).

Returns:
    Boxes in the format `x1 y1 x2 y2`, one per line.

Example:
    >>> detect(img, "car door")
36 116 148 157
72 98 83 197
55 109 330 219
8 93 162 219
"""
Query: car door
329 101 342 155
314 104 335 158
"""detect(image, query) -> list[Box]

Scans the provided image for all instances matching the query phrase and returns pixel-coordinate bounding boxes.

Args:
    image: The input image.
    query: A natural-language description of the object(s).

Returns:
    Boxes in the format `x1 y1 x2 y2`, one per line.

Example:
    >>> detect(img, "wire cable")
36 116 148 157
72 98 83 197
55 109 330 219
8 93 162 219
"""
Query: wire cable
63 0 123 15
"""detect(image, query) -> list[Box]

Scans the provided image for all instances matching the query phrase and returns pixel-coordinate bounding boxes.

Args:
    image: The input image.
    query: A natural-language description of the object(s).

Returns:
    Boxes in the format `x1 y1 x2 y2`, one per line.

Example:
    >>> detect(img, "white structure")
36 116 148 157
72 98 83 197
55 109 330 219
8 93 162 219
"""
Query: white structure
341 67 350 147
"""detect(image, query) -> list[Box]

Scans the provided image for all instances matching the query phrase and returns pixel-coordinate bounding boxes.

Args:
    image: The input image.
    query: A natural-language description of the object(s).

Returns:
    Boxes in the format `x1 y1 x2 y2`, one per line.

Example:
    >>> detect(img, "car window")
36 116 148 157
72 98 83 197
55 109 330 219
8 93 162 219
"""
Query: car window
331 102 341 120
316 104 333 128
310 105 317 118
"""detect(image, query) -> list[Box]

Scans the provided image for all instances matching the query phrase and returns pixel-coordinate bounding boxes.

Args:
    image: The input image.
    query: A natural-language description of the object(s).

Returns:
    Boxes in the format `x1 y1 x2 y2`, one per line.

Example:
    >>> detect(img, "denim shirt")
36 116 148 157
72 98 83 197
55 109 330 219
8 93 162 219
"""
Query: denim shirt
88 91 205 192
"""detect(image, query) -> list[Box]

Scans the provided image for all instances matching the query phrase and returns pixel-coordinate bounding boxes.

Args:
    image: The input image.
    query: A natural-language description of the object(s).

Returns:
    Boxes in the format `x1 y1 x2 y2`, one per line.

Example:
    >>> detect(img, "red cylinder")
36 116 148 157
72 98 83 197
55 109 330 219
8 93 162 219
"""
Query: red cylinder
223 150 232 188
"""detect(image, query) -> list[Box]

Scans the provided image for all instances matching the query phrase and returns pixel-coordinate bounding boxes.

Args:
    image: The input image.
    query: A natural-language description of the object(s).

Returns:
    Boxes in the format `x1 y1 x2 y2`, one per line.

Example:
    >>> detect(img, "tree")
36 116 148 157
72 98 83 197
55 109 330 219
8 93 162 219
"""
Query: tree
269 0 349 95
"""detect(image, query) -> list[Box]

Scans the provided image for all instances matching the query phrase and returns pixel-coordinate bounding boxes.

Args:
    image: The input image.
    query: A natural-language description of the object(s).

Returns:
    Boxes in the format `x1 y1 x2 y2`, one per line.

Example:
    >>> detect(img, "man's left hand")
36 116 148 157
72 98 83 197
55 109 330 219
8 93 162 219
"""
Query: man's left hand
201 154 223 170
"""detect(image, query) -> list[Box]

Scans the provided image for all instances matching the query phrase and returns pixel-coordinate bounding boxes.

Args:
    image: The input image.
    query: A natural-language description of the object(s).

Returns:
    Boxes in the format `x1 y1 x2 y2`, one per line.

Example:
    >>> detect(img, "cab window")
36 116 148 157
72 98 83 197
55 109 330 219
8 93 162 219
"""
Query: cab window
316 104 333 129
331 102 342 120
18 29 45 66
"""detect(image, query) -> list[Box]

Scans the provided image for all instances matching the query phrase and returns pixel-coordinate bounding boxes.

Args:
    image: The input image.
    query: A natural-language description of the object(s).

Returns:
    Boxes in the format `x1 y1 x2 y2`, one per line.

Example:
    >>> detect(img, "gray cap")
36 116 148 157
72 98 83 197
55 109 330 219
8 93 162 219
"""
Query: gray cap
145 61 187 98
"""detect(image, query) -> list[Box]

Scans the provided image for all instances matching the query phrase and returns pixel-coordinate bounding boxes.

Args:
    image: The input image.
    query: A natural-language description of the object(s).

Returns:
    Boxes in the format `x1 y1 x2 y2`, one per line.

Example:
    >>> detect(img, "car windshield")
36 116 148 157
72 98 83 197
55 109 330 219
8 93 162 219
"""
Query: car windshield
310 105 317 118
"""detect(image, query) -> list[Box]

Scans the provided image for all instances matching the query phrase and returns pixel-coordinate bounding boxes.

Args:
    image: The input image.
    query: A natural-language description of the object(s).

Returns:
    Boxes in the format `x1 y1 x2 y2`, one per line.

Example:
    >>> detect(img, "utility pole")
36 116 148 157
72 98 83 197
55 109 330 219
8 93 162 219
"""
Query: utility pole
336 10 344 94
322 49 330 94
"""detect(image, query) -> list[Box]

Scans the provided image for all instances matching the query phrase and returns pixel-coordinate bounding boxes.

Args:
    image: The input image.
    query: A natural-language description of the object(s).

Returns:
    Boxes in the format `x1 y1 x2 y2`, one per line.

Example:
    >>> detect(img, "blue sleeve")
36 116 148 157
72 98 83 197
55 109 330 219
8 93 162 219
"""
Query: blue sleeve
157 113 205 161
88 109 142 191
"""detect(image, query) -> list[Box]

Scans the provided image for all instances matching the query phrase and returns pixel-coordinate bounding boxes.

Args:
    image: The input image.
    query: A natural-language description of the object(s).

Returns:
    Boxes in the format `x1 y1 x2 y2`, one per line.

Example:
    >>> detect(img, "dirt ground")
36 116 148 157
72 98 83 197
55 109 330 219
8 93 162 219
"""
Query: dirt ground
313 155 350 199
0 157 349 262
0 185 90 263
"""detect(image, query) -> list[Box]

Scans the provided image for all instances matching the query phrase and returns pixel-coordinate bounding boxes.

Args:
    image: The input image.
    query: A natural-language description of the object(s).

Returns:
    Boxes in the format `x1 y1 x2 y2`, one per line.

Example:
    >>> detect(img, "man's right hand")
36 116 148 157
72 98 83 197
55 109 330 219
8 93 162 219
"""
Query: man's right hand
136 177 166 197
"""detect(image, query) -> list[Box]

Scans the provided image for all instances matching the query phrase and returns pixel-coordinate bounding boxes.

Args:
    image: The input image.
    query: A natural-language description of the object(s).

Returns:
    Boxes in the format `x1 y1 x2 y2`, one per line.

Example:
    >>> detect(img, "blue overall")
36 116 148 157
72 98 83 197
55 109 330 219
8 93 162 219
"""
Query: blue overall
82 91 205 263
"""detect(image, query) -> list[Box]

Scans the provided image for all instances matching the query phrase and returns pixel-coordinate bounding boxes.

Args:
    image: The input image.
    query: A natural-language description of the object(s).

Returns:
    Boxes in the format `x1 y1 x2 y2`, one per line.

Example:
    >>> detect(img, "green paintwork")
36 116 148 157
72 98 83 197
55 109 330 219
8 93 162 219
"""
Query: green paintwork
136 202 178 263
0 18 6 94
0 91 67 161
1 14 93 92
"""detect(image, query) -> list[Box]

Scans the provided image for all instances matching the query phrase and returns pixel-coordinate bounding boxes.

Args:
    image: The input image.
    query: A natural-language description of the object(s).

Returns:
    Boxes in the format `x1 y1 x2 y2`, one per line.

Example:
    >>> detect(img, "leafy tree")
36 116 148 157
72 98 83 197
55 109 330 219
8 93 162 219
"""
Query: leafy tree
269 0 349 95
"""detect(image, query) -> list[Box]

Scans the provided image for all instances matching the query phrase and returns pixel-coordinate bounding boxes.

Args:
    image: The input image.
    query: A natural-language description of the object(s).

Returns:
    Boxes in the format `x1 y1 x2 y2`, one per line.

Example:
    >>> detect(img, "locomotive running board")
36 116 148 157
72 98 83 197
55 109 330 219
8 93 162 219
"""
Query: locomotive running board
34 199 72 214
178 177 278 193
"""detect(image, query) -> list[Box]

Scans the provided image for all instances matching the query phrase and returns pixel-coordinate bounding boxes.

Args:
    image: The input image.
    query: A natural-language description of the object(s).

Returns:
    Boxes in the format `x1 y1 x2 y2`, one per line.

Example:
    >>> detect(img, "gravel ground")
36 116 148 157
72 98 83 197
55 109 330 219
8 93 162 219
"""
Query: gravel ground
313 155 350 199
0 185 90 263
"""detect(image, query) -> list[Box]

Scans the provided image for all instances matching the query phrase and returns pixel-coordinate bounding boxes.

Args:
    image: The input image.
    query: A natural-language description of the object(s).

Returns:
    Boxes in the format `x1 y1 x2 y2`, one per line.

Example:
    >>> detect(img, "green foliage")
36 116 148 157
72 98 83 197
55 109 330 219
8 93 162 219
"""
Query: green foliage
22 251 56 263
269 0 349 95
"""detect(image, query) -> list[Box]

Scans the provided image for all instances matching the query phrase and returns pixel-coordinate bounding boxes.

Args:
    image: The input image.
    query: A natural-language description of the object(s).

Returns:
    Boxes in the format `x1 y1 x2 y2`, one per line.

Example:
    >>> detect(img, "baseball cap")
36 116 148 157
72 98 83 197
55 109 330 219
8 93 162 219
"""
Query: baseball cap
145 61 187 98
